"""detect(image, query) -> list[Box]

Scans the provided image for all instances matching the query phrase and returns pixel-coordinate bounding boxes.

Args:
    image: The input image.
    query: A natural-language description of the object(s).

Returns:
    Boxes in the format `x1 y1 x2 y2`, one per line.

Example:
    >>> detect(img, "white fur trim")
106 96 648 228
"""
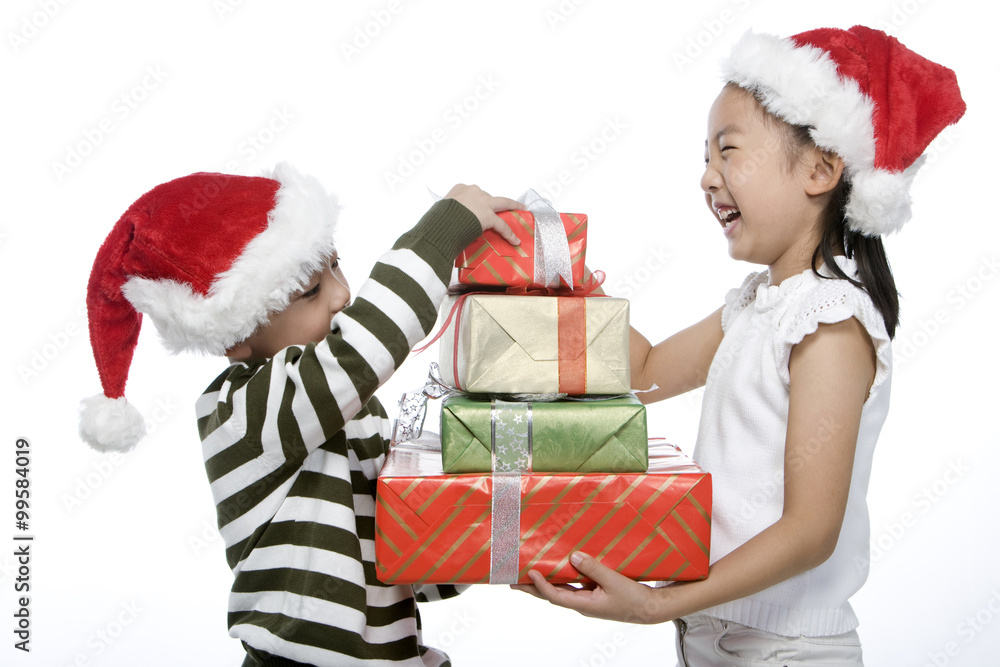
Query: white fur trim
79 395 146 452
723 31 912 236
723 31 877 174
123 163 340 354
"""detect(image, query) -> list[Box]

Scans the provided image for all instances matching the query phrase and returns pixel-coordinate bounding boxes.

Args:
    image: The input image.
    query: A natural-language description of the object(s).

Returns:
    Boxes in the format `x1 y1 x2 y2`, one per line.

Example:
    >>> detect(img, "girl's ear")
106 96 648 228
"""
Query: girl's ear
804 149 846 196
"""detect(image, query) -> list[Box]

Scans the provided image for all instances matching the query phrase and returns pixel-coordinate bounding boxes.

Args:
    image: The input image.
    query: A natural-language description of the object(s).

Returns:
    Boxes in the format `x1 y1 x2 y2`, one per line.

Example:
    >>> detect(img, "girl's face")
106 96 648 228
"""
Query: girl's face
701 86 825 284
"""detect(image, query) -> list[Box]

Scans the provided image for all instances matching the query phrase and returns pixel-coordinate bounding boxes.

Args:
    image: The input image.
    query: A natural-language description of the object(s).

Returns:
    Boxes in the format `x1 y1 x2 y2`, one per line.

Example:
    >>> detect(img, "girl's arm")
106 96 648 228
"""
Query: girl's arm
630 307 725 403
514 316 876 623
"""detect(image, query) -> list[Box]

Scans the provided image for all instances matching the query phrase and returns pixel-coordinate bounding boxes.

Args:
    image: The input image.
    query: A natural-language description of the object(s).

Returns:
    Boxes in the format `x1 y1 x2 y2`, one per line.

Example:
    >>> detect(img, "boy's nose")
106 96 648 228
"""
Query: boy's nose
329 278 351 313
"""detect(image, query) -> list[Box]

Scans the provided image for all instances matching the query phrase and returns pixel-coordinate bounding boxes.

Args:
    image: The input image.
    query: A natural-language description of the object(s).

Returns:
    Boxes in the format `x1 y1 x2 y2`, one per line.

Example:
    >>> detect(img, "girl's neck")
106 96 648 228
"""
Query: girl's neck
766 210 846 285
767 245 816 286
768 241 847 286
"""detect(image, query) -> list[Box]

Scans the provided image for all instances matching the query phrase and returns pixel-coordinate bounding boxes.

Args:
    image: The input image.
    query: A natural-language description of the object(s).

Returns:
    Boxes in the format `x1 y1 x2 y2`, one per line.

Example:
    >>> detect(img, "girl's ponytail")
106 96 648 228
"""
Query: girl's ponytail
812 179 900 340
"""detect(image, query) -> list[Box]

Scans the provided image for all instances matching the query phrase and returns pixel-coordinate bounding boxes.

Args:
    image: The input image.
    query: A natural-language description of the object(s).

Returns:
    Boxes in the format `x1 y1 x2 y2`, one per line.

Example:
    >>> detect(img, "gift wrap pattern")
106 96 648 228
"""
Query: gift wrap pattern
440 395 648 474
375 439 711 585
439 294 630 395
456 210 588 288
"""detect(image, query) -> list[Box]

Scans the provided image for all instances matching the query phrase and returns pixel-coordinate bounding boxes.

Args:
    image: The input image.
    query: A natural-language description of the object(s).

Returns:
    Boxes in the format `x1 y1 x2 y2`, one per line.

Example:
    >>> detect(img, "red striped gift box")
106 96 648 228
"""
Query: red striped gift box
455 210 588 288
375 438 711 585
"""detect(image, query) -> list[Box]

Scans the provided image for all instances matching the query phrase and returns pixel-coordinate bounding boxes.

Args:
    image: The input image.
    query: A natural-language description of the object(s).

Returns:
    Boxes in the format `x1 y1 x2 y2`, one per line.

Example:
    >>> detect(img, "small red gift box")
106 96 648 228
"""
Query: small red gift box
375 437 711 585
455 210 588 288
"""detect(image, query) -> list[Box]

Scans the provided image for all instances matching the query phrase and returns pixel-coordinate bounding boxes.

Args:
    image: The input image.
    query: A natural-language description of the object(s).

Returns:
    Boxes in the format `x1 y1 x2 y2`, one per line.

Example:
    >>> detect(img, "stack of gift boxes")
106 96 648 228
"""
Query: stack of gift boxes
375 201 712 586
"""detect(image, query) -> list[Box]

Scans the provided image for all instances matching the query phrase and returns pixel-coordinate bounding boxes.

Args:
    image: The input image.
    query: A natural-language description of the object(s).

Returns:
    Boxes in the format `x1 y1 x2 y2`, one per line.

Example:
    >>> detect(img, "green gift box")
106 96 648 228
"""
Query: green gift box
440 394 648 473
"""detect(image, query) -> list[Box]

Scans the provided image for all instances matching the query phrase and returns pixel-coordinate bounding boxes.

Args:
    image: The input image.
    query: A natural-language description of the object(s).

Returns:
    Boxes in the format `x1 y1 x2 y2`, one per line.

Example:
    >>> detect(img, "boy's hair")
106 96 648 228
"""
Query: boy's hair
728 82 900 339
80 162 339 453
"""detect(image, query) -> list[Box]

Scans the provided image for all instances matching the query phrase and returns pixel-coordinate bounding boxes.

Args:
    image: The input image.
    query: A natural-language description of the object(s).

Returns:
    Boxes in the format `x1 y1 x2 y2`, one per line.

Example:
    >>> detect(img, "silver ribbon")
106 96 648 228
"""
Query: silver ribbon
391 363 456 445
490 399 533 473
522 189 574 289
490 472 521 584
489 399 531 584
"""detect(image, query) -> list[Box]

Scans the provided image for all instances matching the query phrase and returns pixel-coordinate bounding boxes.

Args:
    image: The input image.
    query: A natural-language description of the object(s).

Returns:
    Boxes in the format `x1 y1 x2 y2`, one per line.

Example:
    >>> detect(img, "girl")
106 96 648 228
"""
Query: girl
513 26 965 666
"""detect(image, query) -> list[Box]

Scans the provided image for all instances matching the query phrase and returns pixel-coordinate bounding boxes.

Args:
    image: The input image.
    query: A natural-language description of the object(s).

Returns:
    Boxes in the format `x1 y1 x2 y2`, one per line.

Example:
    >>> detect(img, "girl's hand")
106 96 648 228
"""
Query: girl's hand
444 183 522 246
510 551 671 624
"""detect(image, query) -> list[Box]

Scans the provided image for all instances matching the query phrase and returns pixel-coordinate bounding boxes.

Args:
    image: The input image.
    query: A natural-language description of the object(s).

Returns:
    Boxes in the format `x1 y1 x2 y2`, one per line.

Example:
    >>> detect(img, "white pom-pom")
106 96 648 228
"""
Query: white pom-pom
846 158 925 237
79 395 147 453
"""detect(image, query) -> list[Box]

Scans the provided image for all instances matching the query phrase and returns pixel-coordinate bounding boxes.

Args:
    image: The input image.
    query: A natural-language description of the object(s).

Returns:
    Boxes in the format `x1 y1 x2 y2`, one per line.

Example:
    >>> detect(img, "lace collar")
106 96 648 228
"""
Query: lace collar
754 255 858 313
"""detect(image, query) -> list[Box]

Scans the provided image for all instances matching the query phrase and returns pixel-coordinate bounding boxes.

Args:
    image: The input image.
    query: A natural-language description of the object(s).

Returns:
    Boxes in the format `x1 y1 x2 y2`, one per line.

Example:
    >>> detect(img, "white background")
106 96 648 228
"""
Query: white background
2 0 997 665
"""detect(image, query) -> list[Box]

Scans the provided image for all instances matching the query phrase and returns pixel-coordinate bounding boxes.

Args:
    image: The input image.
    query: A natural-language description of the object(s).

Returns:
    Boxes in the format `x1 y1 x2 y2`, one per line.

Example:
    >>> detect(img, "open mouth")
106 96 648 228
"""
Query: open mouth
716 206 741 231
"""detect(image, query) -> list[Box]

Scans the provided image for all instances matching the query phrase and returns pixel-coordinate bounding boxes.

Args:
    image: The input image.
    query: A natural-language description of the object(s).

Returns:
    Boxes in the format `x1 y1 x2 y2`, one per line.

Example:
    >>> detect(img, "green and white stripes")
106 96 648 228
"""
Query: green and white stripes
195 199 480 665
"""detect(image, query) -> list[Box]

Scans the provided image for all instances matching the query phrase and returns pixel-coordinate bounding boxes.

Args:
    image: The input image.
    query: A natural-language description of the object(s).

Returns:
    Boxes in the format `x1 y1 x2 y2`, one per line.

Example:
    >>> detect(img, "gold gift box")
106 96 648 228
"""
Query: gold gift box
438 294 630 395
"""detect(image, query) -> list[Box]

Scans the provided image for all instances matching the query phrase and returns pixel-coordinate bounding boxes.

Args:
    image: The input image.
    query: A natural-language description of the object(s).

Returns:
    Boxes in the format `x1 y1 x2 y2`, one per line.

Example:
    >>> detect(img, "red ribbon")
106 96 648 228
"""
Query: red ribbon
558 297 586 395
501 269 606 297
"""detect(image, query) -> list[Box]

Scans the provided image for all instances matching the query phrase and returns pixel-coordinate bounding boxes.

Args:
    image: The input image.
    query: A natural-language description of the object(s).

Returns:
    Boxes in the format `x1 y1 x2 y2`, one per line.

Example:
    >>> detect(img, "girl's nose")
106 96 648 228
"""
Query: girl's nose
700 161 721 193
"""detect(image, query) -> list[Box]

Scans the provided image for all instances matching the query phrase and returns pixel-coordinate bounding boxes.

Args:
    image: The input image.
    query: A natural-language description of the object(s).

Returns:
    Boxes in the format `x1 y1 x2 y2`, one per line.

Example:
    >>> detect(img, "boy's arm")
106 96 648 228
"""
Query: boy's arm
414 583 468 602
630 307 724 403
215 190 519 466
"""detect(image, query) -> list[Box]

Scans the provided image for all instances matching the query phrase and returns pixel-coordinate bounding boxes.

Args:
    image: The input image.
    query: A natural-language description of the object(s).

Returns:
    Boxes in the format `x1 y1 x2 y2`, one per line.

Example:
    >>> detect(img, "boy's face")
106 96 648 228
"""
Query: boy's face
700 86 823 278
232 252 350 360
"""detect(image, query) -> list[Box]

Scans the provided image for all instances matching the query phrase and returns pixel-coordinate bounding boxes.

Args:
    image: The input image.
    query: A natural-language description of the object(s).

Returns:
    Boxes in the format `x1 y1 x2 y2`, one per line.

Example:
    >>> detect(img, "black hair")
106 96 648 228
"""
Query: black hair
785 124 900 340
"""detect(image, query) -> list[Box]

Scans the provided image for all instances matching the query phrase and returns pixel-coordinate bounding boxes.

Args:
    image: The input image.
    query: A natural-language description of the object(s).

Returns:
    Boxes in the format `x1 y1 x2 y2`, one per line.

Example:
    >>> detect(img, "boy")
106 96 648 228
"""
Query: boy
80 162 521 665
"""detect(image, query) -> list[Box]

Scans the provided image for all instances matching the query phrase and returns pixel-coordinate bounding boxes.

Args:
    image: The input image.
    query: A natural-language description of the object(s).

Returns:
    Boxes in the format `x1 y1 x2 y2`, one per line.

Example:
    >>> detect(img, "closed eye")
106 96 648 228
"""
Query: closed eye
300 283 320 300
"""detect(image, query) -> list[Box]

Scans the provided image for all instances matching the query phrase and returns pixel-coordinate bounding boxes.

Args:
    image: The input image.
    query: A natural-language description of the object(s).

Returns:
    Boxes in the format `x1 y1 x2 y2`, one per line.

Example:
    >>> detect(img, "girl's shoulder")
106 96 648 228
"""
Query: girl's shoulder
781 257 888 341
778 258 893 392
720 257 893 392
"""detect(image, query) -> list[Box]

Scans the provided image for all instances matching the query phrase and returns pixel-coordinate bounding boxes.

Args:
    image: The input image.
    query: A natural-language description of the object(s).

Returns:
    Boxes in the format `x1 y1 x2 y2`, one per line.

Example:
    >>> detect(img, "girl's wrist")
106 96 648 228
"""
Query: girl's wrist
635 584 683 624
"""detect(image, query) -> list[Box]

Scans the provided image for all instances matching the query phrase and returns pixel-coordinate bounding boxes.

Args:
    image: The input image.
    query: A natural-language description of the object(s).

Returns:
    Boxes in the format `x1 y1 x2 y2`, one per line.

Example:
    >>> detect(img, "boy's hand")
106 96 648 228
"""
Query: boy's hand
444 184 522 246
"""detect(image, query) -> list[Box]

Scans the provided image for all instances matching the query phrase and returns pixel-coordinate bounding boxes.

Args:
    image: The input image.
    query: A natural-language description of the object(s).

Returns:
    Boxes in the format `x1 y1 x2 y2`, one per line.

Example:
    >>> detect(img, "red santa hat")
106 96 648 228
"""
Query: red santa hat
79 162 340 452
722 25 966 237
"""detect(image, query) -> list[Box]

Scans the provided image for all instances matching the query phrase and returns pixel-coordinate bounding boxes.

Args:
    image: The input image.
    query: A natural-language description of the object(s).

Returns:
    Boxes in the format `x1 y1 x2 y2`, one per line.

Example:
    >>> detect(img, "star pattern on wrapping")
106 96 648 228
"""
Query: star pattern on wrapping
493 404 531 472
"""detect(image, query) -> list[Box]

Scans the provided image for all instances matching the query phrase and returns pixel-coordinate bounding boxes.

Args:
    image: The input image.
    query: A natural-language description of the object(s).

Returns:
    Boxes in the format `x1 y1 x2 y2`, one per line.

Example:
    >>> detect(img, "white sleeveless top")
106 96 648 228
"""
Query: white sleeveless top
694 255 892 637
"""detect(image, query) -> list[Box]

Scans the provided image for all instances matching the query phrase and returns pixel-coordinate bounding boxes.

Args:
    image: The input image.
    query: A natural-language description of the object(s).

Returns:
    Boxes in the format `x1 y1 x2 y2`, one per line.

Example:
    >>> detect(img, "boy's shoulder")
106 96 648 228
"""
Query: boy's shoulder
196 356 392 427
200 359 263 397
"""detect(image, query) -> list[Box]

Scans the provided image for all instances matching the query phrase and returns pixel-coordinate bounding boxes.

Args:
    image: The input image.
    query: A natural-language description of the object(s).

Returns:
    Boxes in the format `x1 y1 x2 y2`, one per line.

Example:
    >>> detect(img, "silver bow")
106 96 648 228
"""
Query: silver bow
522 189 574 289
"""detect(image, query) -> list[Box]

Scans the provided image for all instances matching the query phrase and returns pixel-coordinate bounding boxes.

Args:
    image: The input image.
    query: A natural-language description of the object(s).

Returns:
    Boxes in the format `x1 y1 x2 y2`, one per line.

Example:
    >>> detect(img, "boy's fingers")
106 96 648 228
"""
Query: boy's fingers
491 196 524 212
484 196 523 246
489 215 521 246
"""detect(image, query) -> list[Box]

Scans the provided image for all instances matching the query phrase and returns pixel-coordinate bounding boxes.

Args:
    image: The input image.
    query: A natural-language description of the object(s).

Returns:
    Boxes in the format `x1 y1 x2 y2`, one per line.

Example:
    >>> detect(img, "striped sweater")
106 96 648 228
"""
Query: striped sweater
195 200 480 666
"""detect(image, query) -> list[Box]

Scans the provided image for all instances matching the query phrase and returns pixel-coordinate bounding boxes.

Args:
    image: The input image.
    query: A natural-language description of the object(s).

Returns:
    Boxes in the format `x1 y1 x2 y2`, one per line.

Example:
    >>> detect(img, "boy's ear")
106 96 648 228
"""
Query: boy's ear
804 148 846 196
225 340 254 362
